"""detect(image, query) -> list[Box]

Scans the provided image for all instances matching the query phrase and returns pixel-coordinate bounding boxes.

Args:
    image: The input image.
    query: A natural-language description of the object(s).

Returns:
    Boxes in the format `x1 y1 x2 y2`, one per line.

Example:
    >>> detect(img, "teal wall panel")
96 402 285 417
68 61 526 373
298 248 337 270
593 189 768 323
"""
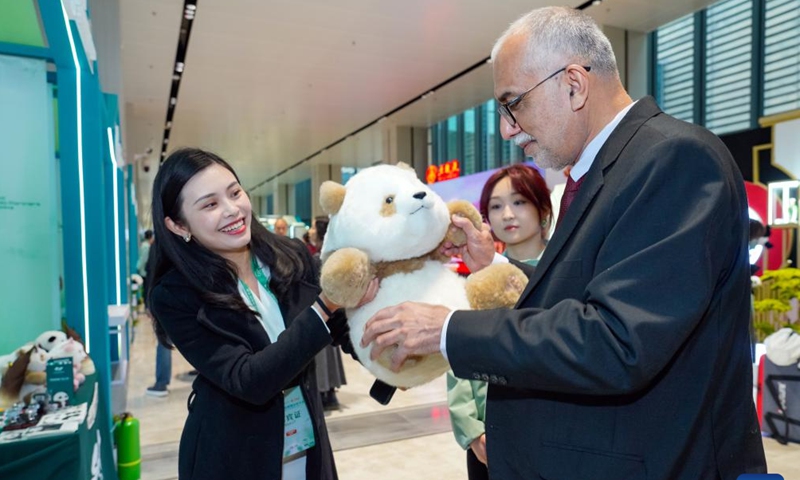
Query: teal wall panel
0 54 60 353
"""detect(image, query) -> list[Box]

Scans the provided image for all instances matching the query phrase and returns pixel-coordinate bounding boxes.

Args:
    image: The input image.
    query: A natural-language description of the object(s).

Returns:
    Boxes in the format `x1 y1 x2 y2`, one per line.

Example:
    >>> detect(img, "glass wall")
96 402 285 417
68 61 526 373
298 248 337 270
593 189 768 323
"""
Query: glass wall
430 99 527 177
653 0 800 134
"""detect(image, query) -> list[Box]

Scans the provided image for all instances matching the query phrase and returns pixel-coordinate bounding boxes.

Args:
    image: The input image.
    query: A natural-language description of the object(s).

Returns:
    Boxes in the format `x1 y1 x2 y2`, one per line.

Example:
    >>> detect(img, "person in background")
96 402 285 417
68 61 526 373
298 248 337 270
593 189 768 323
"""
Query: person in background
447 164 552 479
274 217 289 236
305 228 318 256
311 216 347 410
146 235 173 397
148 148 376 480
137 230 154 306
361 7 766 479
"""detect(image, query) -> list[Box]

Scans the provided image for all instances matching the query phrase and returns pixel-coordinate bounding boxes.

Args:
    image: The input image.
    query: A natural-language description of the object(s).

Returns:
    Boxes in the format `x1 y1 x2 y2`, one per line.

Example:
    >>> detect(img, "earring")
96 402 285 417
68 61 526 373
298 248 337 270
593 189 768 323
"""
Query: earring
183 233 192 243
541 220 548 227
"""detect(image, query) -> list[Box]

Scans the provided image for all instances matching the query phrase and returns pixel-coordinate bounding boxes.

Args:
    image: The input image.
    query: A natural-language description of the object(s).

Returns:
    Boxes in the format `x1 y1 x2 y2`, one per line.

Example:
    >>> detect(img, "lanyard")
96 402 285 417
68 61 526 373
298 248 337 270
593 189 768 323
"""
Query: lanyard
239 253 278 310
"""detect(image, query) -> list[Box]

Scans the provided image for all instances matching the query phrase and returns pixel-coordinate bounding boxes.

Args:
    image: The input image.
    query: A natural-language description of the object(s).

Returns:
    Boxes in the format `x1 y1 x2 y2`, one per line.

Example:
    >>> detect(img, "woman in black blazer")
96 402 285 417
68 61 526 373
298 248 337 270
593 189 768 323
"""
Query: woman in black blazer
147 148 373 480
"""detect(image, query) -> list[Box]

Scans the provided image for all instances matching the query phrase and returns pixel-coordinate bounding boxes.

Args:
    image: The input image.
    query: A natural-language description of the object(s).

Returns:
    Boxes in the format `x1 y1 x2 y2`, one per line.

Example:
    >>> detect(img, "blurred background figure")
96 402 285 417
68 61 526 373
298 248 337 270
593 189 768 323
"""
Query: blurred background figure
274 217 289 236
138 230 155 307
448 164 552 480
311 216 347 410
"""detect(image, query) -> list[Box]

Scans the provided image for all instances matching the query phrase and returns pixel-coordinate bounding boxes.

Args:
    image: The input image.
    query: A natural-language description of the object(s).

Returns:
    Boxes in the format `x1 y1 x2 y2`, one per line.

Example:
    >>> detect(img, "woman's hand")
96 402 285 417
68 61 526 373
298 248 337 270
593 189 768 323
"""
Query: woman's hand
317 277 378 321
470 434 488 465
356 277 380 307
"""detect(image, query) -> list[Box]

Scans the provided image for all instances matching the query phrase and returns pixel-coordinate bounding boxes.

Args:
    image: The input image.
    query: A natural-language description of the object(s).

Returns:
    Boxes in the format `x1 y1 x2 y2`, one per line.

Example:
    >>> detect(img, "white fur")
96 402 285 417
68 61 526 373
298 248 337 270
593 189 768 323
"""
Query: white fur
35 330 67 352
347 261 470 387
322 164 470 388
322 164 450 262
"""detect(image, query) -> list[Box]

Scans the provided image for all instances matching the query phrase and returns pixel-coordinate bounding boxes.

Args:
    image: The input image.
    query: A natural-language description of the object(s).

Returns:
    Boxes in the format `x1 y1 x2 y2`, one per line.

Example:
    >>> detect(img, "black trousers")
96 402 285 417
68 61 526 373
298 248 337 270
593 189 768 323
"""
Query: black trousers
467 448 489 480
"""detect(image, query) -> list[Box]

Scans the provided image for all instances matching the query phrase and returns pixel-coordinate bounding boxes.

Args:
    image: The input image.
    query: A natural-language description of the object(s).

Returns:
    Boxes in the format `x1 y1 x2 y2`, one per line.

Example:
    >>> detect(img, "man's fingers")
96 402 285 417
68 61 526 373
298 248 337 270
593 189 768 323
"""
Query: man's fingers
390 347 409 372
361 305 400 346
451 214 479 237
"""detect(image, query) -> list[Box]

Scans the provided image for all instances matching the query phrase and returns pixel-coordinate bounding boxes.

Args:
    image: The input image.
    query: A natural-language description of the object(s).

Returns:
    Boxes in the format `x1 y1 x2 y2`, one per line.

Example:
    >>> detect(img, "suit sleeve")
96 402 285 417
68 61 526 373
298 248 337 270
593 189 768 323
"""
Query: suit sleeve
447 372 486 450
150 281 331 406
448 133 746 395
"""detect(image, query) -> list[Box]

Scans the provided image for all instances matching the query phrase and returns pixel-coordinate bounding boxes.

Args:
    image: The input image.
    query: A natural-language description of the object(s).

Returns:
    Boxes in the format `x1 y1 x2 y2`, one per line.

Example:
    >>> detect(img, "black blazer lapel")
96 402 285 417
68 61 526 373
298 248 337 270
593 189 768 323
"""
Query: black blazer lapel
514 97 663 306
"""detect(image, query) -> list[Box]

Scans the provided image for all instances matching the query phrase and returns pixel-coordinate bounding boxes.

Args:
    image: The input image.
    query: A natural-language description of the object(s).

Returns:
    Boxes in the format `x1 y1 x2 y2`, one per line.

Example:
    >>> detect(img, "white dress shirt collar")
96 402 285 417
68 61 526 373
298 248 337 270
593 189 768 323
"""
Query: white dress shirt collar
569 101 636 181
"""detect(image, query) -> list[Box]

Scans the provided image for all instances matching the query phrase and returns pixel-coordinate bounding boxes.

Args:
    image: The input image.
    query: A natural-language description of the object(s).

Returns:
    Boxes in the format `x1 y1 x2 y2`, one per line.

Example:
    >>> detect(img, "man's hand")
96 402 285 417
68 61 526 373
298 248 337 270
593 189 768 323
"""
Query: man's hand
360 302 450 371
470 434 488 465
439 215 495 272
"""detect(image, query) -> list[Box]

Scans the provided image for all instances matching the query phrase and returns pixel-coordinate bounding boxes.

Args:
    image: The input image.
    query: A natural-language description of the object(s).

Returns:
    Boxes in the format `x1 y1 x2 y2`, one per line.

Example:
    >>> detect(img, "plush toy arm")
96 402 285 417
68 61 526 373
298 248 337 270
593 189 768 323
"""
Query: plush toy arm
444 200 483 247
465 263 529 310
320 247 376 308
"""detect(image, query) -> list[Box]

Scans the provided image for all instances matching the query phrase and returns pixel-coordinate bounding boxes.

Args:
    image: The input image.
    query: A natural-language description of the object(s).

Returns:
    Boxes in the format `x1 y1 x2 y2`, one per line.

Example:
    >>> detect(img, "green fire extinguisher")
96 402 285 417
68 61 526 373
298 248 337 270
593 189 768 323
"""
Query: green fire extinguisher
114 413 141 480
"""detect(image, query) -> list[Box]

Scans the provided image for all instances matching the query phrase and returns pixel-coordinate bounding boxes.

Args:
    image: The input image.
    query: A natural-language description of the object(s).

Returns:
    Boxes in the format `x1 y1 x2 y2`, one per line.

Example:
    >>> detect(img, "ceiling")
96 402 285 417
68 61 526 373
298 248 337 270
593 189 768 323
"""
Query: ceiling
120 0 716 220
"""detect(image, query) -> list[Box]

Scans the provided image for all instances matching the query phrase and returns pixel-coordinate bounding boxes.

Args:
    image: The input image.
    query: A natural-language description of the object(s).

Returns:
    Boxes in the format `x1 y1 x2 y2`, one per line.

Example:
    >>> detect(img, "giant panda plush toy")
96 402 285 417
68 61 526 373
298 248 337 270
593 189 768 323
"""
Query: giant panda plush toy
318 163 528 388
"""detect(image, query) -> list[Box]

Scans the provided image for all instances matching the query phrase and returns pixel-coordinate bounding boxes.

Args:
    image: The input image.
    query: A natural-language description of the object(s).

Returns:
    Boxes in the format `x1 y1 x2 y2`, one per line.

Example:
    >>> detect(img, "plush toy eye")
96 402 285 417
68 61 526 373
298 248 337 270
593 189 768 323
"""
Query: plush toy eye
385 196 394 204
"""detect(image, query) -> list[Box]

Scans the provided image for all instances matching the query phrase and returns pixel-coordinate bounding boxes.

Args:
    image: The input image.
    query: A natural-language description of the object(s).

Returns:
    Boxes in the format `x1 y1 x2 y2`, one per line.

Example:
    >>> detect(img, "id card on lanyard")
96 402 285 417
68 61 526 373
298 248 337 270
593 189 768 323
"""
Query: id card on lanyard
239 254 317 458
283 386 316 457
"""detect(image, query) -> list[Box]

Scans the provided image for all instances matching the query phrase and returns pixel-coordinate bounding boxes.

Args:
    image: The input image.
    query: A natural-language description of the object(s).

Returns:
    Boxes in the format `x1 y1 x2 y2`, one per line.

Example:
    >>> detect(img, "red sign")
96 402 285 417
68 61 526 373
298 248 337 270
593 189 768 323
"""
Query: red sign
426 159 461 184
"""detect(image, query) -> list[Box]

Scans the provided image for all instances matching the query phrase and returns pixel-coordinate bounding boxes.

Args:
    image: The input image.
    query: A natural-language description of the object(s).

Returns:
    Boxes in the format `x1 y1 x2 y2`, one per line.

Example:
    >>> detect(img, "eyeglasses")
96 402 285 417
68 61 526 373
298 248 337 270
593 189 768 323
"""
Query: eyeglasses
497 65 591 127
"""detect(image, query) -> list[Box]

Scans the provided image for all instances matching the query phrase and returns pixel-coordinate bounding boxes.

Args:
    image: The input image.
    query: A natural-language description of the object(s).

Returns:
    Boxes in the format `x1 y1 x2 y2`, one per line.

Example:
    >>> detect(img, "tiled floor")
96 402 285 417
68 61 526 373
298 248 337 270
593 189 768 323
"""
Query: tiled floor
127 313 799 480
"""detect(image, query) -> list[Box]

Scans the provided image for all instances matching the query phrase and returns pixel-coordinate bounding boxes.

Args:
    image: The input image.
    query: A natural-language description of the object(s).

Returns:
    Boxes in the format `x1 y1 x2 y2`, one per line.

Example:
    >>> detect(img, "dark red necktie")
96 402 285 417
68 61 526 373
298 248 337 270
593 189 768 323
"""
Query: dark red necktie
556 175 585 229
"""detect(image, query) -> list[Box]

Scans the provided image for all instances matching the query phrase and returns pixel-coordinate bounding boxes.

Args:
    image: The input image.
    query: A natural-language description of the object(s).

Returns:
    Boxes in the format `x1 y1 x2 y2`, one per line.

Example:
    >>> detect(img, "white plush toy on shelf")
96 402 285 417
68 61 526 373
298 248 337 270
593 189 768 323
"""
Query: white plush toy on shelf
0 329 95 407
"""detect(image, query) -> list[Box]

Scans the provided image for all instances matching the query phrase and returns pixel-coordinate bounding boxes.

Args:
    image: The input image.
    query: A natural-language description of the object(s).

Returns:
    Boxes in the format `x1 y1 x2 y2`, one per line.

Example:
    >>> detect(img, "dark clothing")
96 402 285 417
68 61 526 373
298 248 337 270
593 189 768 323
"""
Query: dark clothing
150 251 340 479
466 448 489 480
448 98 766 480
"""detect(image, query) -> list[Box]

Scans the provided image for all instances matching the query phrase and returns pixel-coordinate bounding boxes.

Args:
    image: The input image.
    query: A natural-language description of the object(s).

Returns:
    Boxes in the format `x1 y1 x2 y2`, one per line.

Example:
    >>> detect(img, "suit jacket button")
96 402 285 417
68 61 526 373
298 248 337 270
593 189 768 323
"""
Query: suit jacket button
472 373 481 380
489 375 498 383
498 376 507 385
481 374 490 381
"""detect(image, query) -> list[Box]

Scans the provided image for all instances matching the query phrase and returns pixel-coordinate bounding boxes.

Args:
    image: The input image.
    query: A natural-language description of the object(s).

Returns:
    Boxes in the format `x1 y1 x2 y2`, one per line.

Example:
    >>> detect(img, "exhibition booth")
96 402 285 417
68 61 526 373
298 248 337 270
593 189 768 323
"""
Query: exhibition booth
0 1 137 479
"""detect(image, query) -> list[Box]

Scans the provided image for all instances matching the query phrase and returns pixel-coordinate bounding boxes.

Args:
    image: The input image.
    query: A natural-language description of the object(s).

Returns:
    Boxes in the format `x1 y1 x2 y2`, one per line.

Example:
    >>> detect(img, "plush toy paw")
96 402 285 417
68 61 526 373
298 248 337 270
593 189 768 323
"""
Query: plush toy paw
444 200 483 247
321 247 375 308
465 263 529 310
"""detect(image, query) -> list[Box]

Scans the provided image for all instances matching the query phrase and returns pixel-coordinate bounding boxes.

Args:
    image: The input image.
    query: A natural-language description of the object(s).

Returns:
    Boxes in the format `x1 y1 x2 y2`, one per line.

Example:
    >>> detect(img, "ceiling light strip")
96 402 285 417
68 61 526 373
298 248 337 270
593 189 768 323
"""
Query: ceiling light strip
159 0 198 163
246 1 595 192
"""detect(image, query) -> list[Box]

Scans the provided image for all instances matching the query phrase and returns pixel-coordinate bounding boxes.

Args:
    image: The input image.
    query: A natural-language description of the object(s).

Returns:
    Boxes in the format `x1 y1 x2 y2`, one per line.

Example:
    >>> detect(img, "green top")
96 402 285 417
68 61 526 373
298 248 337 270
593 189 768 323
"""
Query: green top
447 250 540 449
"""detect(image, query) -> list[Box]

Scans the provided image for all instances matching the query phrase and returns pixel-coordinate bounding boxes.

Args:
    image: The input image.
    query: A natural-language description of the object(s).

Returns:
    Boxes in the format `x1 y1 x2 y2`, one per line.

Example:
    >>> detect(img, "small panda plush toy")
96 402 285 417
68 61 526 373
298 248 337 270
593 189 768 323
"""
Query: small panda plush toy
319 163 527 388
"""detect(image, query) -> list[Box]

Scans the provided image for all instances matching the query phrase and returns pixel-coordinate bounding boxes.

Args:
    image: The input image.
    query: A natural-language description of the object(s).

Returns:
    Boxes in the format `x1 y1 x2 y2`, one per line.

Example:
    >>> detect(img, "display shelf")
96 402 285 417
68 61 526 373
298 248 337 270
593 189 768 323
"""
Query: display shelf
768 180 800 228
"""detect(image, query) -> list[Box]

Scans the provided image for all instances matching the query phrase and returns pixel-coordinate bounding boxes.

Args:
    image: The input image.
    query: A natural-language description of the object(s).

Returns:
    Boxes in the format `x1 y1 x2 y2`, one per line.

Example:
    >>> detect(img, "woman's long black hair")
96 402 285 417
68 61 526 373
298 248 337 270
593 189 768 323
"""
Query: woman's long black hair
148 148 310 347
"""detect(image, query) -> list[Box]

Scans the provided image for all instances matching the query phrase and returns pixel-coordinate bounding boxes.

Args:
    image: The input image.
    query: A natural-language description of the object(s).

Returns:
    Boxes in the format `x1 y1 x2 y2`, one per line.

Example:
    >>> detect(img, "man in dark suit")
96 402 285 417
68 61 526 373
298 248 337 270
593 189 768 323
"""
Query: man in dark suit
362 6 767 480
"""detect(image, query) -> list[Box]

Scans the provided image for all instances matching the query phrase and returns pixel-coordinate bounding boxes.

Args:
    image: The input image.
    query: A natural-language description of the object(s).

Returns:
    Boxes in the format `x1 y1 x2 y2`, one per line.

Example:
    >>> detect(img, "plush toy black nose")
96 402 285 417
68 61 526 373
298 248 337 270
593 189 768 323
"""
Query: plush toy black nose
413 191 427 200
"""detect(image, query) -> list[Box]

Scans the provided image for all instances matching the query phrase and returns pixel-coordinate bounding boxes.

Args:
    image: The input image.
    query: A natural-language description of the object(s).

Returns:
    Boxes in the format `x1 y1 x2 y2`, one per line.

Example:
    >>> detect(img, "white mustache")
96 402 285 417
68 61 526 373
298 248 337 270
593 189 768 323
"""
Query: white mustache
513 132 534 147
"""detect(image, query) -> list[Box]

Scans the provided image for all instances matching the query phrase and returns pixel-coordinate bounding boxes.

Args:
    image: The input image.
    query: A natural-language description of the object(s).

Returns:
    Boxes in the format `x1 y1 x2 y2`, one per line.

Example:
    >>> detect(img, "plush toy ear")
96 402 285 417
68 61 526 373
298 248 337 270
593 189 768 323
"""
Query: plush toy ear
320 181 346 215
0 348 32 402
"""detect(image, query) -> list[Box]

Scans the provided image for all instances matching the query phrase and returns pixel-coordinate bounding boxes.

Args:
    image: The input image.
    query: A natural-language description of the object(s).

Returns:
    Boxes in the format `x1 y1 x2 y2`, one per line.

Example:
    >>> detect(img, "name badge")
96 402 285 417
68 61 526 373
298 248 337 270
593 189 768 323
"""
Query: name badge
283 386 315 458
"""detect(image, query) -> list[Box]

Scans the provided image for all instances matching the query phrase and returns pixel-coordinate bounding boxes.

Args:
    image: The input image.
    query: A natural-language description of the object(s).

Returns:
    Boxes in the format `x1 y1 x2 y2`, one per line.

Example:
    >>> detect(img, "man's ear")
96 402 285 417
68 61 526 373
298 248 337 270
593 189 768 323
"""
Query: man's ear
320 181 346 215
566 64 589 110
165 216 189 238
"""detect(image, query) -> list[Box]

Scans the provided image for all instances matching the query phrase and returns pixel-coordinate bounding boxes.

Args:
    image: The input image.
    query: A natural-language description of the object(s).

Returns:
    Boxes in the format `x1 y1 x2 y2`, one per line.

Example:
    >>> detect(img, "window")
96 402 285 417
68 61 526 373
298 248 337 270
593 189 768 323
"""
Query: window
655 15 696 123
294 179 311 225
447 116 459 163
705 0 753 134
763 0 800 115
463 108 476 174
482 100 498 170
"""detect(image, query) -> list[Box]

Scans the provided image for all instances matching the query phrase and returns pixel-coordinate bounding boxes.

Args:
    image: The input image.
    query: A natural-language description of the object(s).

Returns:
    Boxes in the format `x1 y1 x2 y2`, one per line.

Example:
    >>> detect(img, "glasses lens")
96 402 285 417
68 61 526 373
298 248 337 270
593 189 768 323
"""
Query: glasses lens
498 105 515 126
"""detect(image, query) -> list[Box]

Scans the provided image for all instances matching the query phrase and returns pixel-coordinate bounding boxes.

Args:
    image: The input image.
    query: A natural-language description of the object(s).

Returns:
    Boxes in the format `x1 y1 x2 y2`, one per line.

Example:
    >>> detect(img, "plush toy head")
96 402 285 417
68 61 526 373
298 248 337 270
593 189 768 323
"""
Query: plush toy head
320 163 450 262
49 338 87 366
35 330 67 352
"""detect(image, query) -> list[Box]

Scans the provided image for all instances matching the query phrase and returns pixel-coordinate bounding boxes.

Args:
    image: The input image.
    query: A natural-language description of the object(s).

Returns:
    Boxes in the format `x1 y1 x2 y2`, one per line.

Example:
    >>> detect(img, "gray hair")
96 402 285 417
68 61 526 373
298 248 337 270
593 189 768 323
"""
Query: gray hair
491 7 618 79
